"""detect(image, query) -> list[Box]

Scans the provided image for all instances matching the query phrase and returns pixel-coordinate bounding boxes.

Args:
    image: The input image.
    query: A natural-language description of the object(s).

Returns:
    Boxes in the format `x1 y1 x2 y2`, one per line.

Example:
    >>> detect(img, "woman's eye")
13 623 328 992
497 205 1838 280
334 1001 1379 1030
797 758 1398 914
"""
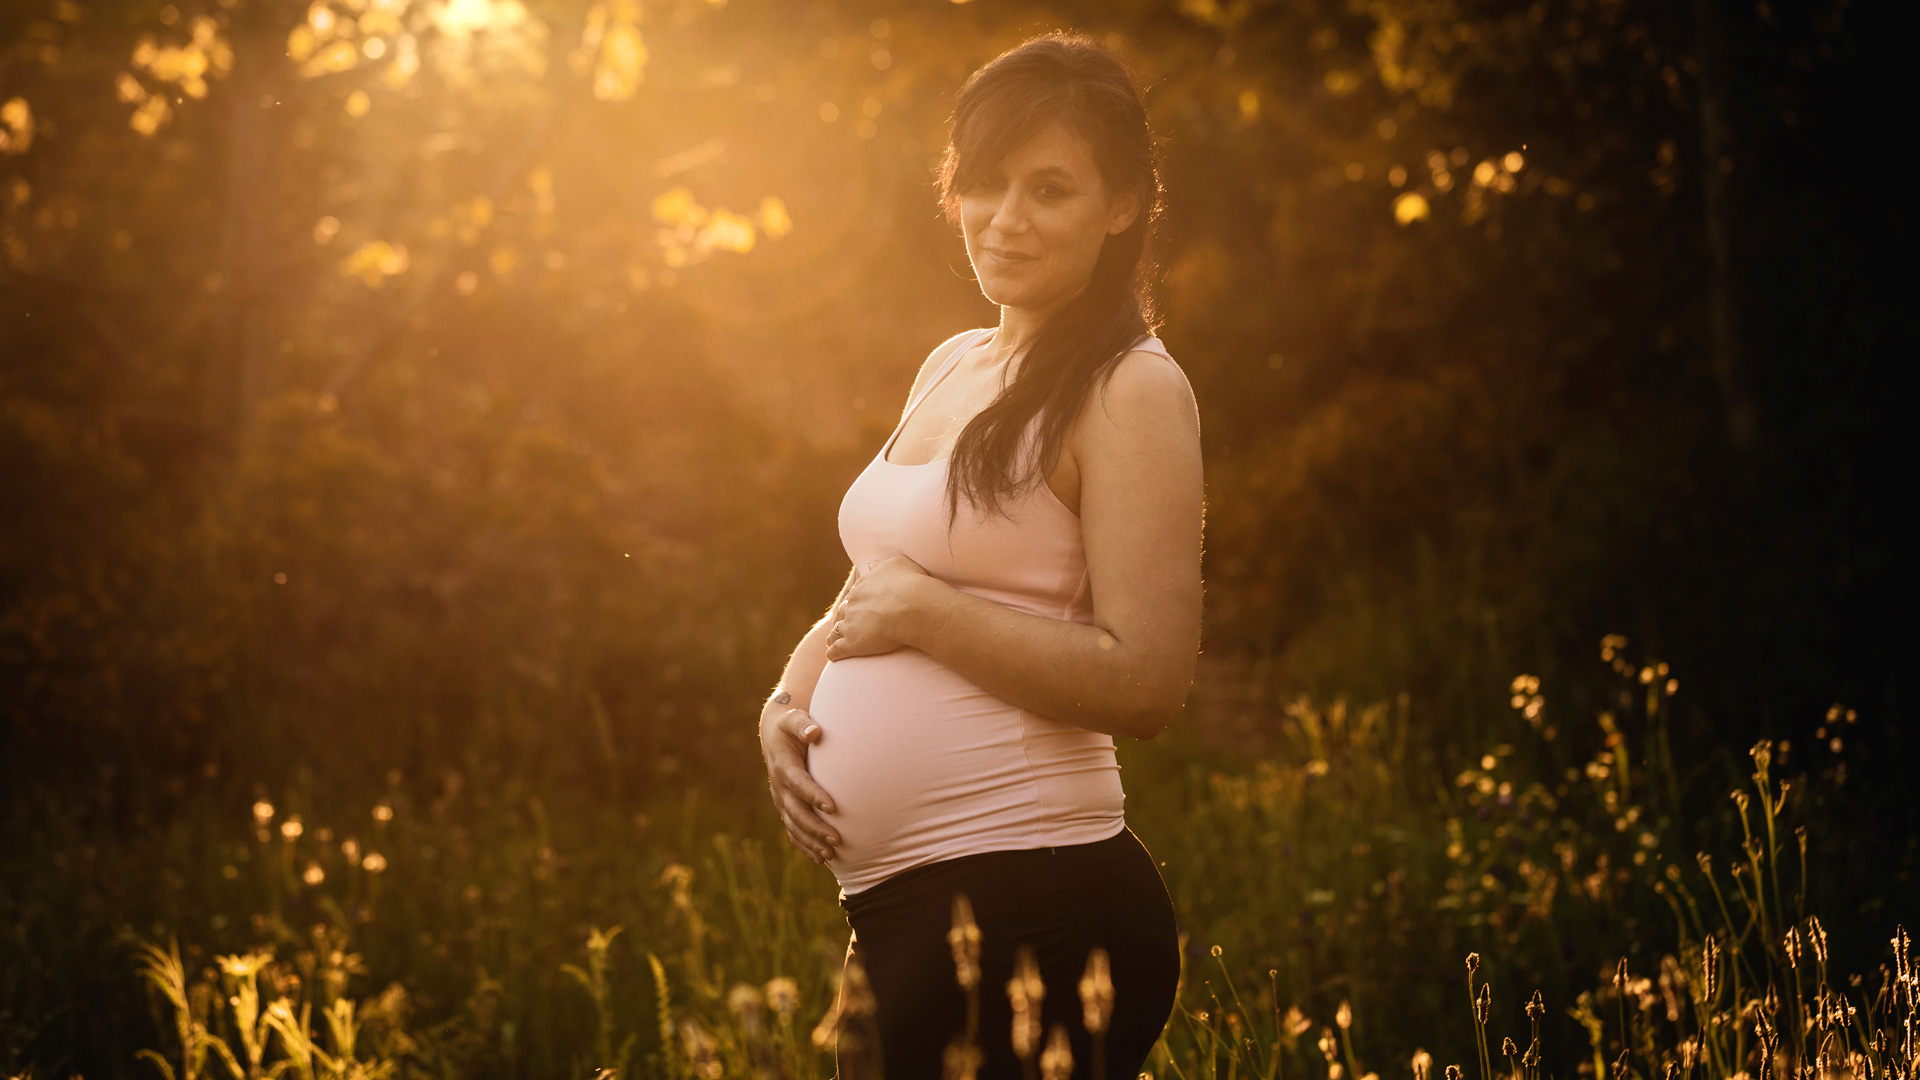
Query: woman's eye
1037 184 1068 199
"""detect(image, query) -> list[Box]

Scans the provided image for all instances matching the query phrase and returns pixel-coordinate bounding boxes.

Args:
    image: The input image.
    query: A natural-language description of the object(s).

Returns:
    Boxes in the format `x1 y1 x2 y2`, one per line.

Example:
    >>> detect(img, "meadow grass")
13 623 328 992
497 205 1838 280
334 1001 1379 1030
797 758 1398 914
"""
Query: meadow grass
3 645 1909 1080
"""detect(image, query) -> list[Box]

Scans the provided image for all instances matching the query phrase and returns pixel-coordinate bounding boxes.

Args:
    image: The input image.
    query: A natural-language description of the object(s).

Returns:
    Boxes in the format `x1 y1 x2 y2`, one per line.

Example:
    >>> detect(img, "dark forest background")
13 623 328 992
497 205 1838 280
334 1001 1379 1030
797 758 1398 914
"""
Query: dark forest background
2 0 1913 1074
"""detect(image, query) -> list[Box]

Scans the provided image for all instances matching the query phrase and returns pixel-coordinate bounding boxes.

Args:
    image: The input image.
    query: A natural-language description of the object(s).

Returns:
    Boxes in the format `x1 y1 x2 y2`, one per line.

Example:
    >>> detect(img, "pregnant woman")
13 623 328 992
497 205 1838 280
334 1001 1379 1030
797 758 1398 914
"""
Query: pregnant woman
756 33 1203 1080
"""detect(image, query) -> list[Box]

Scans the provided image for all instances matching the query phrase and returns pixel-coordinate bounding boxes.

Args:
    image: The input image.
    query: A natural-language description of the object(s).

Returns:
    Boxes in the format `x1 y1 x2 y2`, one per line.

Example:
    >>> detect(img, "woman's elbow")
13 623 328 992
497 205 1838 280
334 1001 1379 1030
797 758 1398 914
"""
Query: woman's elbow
1116 687 1188 740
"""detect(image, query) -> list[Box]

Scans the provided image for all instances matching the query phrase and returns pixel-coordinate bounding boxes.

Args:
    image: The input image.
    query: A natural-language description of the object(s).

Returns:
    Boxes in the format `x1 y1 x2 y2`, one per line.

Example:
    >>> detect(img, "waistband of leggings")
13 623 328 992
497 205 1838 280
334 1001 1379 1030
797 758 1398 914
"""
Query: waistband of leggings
839 826 1140 915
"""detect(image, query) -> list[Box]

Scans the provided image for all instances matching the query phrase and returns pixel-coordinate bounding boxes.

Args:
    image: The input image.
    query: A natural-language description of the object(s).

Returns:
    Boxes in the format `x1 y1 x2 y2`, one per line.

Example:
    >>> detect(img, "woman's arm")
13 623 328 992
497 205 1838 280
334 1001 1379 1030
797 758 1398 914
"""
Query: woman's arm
827 351 1203 740
759 566 856 864
758 330 991 863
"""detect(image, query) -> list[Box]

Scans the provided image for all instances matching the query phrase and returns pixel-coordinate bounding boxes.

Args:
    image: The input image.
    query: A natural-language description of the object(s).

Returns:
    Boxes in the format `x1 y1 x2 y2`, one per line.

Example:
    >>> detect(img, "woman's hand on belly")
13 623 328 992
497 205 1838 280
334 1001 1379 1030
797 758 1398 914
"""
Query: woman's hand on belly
759 702 842 863
825 556 936 662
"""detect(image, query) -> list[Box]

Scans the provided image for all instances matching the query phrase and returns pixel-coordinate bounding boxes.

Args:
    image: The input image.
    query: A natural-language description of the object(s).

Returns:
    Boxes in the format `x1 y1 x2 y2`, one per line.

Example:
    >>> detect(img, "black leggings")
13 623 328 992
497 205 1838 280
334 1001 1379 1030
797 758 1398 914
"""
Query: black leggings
835 826 1181 1080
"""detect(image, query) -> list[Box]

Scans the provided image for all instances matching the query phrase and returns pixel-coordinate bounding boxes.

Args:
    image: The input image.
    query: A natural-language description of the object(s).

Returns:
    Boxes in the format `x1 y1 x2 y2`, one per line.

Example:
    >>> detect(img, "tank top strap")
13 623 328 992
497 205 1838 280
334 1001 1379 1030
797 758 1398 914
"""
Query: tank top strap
908 328 994 411
1125 333 1173 359
881 328 995 461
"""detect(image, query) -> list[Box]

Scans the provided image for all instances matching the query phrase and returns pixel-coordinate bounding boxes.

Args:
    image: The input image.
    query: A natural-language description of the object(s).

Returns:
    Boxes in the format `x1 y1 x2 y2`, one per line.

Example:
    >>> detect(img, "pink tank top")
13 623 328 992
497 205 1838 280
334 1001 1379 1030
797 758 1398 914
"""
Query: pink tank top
808 327 1176 895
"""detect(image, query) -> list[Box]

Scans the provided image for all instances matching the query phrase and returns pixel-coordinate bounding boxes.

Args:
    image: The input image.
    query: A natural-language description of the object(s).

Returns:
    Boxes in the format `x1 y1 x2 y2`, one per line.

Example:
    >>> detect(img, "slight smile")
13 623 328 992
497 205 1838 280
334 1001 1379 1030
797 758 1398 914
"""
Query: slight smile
983 246 1037 263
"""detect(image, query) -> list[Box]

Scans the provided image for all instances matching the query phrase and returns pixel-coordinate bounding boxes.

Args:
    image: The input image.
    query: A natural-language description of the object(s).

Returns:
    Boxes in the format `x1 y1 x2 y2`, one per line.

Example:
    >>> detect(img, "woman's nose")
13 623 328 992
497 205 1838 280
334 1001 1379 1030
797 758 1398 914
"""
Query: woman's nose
989 189 1028 234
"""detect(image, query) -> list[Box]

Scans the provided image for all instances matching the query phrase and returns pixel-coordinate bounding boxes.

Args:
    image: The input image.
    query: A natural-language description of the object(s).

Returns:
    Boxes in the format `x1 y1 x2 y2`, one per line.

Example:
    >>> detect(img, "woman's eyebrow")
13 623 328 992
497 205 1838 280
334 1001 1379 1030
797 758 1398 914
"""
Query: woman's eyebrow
1015 164 1078 182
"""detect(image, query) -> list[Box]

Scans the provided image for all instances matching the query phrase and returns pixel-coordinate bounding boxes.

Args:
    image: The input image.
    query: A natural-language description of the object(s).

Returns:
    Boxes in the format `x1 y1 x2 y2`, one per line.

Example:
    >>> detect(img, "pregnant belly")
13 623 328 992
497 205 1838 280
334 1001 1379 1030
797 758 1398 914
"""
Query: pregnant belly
807 649 1124 893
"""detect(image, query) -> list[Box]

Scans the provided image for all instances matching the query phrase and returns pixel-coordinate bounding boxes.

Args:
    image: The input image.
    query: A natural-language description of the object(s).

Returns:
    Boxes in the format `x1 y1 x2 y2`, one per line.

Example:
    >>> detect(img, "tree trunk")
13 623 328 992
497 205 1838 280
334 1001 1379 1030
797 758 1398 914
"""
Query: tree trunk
1693 0 1758 450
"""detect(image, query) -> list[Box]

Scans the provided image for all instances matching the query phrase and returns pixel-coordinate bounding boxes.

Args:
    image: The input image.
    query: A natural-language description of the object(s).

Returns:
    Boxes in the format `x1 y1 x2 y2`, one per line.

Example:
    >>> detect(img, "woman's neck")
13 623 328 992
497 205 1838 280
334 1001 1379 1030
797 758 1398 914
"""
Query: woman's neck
991 295 1068 372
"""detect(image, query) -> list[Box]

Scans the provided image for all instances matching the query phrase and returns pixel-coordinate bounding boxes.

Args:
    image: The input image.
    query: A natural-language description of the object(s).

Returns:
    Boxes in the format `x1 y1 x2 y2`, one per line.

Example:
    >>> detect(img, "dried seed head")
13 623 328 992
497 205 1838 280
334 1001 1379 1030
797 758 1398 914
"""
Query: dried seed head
1413 1049 1434 1080
1466 953 1482 977
1286 1006 1314 1040
1732 790 1751 814
1503 1038 1518 1057
1615 958 1629 989
1320 1026 1339 1062
1808 917 1828 967
1447 1066 1463 1080
1751 740 1772 775
1476 984 1492 1025
948 894 982 991
1784 928 1802 969
1664 1063 1679 1080
1523 1040 1541 1068
1703 935 1721 1003
764 977 800 1021
943 1036 982 1080
1007 946 1044 1060
842 958 876 1018
1078 947 1114 1035
1337 1000 1353 1030
1040 1023 1074 1080
1611 1051 1632 1080
727 982 764 1022
1527 990 1545 1021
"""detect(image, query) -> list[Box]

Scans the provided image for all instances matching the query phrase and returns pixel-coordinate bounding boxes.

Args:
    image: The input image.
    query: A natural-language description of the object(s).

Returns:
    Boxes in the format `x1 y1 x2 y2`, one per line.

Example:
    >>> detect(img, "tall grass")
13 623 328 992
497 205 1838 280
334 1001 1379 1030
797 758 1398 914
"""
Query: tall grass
1 642 1905 1079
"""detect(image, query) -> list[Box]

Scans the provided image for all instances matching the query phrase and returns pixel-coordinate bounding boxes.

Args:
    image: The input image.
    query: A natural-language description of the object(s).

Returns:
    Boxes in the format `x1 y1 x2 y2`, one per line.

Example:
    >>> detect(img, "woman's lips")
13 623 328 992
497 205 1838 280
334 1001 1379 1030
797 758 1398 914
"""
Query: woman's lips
984 247 1036 265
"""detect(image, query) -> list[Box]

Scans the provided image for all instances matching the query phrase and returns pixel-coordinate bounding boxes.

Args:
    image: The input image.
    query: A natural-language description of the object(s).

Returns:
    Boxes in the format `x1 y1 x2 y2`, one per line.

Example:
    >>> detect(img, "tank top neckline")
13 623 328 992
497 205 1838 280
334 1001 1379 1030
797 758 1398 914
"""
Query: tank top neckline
880 327 998 469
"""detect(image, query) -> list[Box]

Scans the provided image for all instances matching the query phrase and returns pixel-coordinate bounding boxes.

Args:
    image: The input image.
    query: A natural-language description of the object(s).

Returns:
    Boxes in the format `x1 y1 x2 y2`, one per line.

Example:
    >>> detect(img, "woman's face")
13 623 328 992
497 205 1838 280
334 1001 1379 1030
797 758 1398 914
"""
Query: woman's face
959 120 1140 316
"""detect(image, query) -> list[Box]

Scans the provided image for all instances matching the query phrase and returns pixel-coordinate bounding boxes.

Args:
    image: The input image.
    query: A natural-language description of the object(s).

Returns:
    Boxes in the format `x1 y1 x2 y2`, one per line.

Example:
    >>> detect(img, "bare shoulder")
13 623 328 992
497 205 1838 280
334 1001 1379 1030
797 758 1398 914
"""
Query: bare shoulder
1088 347 1201 436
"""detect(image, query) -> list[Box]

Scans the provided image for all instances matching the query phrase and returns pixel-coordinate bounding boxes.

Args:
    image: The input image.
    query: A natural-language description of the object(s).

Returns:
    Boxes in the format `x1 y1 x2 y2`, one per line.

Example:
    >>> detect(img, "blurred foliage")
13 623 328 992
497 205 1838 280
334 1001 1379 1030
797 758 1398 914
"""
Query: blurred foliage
1 0 1914 1073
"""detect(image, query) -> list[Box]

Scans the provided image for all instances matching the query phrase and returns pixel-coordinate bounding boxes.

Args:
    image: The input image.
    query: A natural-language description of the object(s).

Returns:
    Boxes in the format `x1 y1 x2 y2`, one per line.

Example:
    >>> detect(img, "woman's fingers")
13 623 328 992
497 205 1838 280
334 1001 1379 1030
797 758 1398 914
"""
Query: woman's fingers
783 821 828 864
774 765 841 842
779 791 841 851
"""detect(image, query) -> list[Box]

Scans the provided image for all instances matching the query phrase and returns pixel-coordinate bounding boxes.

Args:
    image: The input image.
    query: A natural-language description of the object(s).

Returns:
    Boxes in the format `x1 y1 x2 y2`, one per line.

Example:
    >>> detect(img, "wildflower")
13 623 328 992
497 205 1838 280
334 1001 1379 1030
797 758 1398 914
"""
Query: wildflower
842 957 876 1018
216 949 273 979
809 997 841 1050
1413 1052 1433 1080
1319 1026 1339 1061
764 976 799 1021
1078 947 1113 1035
1040 1023 1073 1080
1336 1000 1352 1029
1282 1006 1312 1048
727 982 764 1021
679 1018 722 1080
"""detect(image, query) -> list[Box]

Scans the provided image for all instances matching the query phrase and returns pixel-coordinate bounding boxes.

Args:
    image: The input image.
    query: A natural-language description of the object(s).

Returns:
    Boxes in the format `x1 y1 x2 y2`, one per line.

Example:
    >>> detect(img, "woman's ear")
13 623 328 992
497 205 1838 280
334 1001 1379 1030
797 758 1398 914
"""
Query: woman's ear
1106 189 1142 236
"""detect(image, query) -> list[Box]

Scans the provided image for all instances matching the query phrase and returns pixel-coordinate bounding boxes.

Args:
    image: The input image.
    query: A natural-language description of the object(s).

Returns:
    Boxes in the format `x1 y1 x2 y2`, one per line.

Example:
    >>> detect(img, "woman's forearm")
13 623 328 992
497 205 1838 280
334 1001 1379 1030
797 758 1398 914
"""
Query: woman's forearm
766 567 858 715
894 576 1192 740
769 613 834 714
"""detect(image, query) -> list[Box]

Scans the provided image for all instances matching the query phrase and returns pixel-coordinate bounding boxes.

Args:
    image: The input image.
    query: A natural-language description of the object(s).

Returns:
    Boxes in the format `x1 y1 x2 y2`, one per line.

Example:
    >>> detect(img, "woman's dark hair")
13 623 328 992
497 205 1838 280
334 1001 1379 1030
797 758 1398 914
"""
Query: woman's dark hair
936 32 1163 524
